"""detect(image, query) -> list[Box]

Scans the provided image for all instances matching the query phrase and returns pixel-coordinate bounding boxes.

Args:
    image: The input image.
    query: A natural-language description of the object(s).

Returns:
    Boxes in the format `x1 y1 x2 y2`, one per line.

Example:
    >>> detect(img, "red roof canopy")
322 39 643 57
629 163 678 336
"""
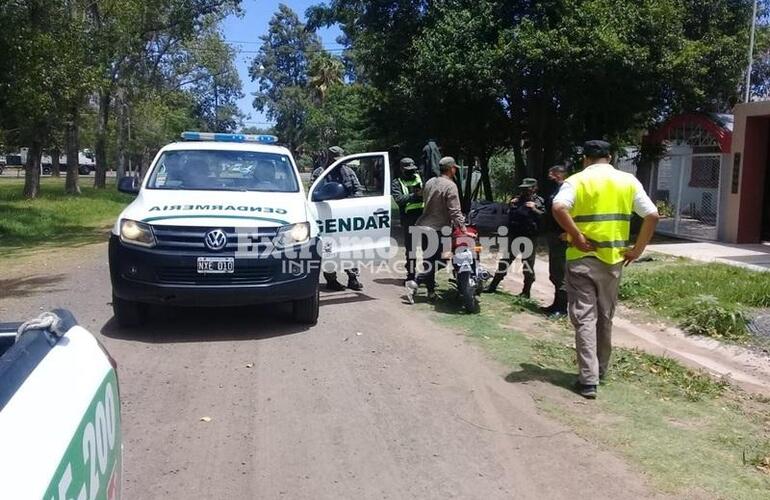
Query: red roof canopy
645 113 732 153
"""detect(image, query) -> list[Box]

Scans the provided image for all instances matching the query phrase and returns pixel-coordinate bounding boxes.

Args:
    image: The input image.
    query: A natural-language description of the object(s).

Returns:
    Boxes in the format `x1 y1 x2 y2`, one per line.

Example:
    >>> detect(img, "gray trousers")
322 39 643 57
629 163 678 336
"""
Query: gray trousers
566 257 623 385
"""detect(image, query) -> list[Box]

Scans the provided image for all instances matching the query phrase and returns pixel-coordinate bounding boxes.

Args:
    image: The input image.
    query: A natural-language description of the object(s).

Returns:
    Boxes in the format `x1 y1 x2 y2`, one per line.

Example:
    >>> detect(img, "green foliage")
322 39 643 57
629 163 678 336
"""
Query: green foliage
0 178 132 257
489 151 517 201
421 279 770 496
610 348 727 401
0 0 243 194
678 296 749 340
655 200 675 218
249 4 321 154
182 24 244 132
620 260 770 340
308 0 756 187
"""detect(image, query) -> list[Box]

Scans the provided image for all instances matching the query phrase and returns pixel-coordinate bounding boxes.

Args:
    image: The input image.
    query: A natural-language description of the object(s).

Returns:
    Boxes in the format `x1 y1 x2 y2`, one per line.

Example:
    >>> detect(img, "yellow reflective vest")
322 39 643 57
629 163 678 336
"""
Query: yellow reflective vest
566 165 637 265
399 174 424 213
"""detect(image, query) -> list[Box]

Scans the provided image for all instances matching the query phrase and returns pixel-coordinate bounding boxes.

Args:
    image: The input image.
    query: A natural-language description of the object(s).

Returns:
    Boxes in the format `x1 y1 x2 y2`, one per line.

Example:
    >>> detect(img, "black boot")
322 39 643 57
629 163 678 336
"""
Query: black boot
519 281 533 299
541 290 567 314
326 280 346 291
347 276 363 291
552 290 568 314
324 272 346 291
484 274 505 293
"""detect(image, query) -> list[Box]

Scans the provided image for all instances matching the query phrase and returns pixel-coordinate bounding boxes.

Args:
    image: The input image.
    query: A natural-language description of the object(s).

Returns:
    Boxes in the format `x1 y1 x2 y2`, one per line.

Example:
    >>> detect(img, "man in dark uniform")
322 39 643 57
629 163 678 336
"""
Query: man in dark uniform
485 178 545 297
312 145 364 291
542 165 569 316
391 157 424 283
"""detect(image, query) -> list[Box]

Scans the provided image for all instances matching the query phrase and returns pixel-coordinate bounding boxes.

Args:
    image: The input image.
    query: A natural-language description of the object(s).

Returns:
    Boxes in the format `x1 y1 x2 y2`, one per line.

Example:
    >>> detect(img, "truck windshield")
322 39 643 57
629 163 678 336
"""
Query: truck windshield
146 150 299 192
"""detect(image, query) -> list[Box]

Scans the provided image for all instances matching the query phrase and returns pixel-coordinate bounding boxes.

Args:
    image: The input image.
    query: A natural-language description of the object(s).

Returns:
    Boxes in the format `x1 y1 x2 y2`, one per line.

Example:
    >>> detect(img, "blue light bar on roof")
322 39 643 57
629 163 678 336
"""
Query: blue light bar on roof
180 131 278 144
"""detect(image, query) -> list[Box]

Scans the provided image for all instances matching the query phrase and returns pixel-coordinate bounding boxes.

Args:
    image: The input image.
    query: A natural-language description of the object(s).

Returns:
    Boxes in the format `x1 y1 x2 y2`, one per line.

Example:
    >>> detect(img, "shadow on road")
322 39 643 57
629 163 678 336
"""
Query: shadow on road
101 302 310 343
0 274 67 299
372 278 405 287
505 363 576 392
319 291 378 307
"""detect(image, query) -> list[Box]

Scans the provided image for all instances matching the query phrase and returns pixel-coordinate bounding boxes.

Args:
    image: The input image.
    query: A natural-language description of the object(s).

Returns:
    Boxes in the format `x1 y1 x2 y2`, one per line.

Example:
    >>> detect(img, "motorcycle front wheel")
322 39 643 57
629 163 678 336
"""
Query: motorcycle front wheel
457 272 480 314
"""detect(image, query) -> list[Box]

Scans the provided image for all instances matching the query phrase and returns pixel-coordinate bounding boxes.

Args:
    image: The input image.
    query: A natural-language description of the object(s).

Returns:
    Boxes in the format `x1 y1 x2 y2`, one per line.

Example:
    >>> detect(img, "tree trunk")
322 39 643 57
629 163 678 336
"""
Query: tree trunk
94 88 110 189
51 148 61 178
116 97 127 180
479 151 493 201
65 116 81 195
23 140 42 199
140 148 152 177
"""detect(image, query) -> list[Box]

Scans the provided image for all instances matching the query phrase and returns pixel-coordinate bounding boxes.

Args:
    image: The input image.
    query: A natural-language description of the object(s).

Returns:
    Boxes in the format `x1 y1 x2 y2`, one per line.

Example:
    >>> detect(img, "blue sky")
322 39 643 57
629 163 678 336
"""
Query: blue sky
222 0 343 128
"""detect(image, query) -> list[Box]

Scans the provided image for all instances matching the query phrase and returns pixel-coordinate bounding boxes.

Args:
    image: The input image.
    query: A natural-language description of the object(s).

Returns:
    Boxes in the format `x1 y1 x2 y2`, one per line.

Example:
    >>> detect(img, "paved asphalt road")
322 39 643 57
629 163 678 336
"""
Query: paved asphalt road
1 244 659 499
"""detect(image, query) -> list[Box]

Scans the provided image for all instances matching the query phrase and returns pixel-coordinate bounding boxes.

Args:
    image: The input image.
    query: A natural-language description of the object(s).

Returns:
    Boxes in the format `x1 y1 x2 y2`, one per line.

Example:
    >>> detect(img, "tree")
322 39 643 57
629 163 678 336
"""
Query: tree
0 0 96 197
250 4 322 155
309 0 756 194
88 0 242 188
182 24 244 132
308 53 344 102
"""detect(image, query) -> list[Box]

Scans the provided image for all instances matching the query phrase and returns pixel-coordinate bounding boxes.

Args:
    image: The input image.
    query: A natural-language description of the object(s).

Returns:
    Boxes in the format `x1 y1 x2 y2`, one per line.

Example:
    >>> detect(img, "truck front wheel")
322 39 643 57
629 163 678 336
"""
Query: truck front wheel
112 294 147 327
293 287 319 325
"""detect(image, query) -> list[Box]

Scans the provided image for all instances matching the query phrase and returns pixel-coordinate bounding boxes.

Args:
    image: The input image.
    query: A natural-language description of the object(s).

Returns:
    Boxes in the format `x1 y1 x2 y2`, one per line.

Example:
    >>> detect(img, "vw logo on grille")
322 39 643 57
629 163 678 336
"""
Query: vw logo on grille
204 229 228 251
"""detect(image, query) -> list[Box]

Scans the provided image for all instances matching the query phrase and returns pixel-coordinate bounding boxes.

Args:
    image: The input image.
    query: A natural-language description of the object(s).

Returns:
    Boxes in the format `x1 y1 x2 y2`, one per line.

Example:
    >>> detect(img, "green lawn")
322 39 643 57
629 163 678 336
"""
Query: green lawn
620 255 770 341
0 178 133 258
418 281 770 498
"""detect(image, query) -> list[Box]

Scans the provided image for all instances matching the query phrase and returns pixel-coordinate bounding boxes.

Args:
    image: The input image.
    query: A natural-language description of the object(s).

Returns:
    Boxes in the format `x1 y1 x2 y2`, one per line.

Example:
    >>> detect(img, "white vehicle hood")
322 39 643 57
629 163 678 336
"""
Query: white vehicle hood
116 189 311 231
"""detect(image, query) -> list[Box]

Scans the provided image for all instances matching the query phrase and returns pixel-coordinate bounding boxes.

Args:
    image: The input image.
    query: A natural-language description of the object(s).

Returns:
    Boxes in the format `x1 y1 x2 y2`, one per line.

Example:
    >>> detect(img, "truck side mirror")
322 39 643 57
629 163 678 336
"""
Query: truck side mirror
312 181 347 201
117 176 140 194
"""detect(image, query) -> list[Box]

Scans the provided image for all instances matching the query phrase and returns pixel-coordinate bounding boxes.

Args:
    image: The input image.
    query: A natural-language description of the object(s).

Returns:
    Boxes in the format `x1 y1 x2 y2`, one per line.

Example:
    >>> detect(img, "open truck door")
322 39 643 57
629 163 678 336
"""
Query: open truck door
309 153 392 268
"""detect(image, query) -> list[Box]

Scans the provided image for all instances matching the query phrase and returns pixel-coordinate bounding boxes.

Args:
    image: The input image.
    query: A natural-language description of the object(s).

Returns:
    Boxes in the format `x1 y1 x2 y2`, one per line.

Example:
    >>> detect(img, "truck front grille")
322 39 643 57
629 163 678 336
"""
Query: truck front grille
152 225 278 253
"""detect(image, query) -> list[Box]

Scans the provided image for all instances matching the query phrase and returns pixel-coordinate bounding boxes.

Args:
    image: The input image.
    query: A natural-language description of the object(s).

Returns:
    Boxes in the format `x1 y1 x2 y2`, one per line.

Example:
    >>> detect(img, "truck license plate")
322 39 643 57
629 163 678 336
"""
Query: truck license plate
197 257 234 274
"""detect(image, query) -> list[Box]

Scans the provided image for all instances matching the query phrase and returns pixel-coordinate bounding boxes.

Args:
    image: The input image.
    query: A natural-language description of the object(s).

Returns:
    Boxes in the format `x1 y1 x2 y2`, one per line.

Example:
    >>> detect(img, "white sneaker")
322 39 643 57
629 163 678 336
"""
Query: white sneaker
405 280 418 304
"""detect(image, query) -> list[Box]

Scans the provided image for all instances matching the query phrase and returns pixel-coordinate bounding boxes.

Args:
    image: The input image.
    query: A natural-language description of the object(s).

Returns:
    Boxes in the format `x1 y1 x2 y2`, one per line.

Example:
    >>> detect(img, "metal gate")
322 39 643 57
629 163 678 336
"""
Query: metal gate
654 153 722 241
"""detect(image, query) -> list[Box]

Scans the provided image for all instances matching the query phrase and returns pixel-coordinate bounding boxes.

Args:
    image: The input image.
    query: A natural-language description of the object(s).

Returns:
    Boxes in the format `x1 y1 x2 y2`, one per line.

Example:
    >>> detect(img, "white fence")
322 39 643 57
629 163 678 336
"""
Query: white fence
653 153 723 241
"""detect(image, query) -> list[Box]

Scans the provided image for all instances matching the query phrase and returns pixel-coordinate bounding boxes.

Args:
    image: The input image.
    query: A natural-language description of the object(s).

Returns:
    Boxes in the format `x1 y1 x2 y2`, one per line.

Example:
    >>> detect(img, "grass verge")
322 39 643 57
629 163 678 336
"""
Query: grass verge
416 279 770 498
0 178 133 258
619 256 770 341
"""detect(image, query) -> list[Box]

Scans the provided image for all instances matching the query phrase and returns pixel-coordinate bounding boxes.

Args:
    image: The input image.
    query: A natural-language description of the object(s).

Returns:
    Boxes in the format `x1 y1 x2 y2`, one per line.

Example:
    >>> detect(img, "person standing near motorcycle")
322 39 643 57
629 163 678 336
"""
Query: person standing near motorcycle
392 157 424 284
541 165 569 316
485 178 544 297
406 156 467 302
552 140 659 399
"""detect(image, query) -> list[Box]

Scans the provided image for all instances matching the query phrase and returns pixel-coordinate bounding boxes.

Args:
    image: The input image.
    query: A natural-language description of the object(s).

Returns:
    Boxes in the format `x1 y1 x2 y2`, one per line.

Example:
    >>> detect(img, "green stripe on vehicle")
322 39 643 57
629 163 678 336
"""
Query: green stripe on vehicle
142 214 290 225
44 371 121 500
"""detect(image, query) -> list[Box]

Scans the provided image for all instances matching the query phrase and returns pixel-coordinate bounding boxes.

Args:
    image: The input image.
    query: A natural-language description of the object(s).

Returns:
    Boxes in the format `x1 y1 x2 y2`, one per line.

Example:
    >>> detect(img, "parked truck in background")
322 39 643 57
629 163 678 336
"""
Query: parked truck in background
6 148 96 175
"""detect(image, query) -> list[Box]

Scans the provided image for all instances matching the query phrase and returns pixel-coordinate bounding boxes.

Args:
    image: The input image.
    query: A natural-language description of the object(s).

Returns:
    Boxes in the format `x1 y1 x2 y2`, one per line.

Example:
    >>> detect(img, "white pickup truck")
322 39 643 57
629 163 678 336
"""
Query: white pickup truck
0 310 122 499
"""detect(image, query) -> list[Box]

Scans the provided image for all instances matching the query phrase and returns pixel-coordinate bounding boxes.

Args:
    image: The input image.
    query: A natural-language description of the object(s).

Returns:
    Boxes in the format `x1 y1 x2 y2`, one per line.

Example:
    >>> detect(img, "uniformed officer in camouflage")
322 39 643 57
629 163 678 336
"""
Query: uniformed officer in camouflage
485 178 545 297
312 145 364 291
311 146 363 197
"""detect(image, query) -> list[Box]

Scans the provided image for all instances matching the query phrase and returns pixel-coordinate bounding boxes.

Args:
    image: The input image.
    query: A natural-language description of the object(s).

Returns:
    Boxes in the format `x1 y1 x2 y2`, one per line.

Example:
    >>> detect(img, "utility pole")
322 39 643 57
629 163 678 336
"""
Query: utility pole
745 0 759 103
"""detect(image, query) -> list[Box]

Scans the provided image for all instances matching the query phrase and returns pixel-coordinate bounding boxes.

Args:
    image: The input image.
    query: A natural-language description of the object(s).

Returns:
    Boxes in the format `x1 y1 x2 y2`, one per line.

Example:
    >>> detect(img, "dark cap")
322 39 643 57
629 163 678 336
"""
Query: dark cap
582 140 611 158
519 177 538 189
400 157 417 169
328 145 345 158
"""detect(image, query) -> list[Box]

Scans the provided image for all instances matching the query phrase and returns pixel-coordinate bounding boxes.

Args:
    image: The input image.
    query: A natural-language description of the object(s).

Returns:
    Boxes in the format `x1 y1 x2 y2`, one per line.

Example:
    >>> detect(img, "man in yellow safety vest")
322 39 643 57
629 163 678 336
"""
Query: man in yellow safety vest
552 140 659 399
391 157 425 283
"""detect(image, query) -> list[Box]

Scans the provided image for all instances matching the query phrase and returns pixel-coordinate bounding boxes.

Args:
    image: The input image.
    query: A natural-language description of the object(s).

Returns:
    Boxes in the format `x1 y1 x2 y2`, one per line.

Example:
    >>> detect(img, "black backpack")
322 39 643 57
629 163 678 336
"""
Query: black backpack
468 200 509 235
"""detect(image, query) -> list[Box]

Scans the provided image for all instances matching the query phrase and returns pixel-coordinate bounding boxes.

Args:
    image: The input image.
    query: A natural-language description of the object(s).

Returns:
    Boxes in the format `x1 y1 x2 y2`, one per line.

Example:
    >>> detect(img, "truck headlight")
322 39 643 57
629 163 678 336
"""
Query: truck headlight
120 219 156 248
274 222 310 248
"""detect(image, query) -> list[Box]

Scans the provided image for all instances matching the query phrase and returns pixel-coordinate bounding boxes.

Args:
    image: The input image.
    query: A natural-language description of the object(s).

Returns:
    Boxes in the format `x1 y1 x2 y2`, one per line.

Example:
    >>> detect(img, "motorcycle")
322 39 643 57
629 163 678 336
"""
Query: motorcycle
450 225 490 313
